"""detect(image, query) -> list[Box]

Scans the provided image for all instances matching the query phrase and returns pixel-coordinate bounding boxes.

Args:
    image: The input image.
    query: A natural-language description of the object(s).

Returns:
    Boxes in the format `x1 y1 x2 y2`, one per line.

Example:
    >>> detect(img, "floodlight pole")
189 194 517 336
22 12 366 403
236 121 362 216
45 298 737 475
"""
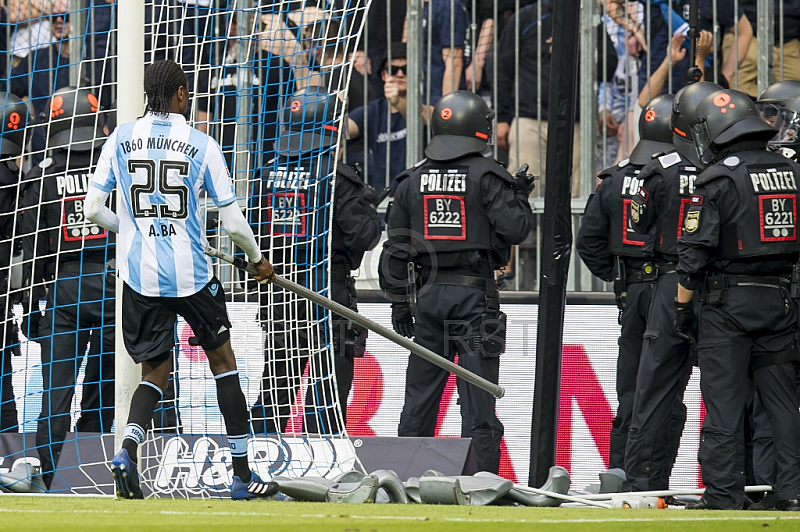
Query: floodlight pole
115 0 145 454
529 0 580 488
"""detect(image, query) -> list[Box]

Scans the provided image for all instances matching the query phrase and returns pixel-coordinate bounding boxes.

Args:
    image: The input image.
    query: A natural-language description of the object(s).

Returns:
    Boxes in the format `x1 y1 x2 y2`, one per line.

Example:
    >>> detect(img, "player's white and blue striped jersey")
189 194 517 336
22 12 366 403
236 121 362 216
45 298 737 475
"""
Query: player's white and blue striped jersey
90 112 236 297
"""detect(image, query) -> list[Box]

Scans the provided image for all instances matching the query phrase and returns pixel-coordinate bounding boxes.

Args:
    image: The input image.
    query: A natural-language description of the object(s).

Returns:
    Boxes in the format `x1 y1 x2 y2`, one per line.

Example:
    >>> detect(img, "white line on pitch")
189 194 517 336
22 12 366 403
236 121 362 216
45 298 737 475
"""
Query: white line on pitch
539 516 800 523
3 507 800 524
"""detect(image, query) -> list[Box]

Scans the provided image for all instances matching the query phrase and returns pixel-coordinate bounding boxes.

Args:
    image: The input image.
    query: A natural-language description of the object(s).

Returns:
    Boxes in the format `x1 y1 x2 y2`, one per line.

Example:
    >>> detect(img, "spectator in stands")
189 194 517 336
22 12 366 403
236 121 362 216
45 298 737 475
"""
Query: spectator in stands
4 0 53 66
721 0 800 98
9 0 74 122
494 2 617 196
347 43 424 194
637 30 715 109
8 0 80 164
607 0 752 94
404 0 470 106
363 0 406 98
494 2 616 291
196 13 293 170
597 4 643 169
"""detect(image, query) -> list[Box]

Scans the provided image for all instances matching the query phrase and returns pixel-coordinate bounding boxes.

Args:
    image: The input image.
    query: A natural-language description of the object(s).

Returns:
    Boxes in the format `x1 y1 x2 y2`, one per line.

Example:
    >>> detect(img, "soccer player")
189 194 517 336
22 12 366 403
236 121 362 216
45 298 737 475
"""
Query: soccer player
85 59 276 500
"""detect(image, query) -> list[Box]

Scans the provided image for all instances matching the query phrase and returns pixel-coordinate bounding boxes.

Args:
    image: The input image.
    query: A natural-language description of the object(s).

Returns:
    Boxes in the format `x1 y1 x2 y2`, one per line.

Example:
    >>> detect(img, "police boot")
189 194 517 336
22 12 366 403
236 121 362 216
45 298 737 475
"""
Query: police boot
685 497 723 510
749 493 777 511
777 499 800 511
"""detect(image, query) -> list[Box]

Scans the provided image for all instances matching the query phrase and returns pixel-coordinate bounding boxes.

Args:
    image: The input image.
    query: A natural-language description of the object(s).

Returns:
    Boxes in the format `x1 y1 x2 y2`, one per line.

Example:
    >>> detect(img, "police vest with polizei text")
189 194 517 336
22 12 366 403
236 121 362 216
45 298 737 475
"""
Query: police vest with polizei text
257 154 333 264
699 152 800 260
41 151 112 263
600 162 649 258
405 155 499 259
638 152 701 258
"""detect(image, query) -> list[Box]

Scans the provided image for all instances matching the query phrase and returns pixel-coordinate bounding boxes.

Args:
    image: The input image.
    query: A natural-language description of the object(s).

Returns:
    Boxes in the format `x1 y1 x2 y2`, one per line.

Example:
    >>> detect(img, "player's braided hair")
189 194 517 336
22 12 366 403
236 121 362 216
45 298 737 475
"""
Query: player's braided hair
144 60 188 116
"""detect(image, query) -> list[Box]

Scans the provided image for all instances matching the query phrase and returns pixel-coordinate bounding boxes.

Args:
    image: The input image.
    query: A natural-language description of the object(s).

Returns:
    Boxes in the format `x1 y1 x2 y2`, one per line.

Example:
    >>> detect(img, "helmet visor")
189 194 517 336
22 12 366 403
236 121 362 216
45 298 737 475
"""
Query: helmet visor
757 102 783 125
691 117 714 167
772 108 800 144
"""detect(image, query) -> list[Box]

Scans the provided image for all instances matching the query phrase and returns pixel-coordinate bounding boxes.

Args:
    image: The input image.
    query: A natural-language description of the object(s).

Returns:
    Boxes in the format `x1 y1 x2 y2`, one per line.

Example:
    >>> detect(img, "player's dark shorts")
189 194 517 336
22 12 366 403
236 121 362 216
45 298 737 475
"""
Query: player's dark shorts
122 277 232 363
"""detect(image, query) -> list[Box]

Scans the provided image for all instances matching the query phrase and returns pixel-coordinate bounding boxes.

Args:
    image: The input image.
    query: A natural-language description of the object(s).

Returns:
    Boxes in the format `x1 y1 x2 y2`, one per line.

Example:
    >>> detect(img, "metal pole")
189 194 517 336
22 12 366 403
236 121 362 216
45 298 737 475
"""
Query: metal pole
234 1 254 202
204 246 505 398
405 0 423 167
69 0 85 86
578 0 596 198
115 0 145 455
756 0 774 95
529 0 580 489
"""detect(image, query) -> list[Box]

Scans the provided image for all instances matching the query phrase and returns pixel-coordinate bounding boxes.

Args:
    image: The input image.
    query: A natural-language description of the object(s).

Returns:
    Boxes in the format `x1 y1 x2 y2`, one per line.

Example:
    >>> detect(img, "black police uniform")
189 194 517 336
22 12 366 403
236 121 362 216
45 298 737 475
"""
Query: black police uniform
0 158 21 431
21 150 115 487
250 155 381 435
678 149 800 509
625 151 701 491
576 159 655 470
380 152 534 474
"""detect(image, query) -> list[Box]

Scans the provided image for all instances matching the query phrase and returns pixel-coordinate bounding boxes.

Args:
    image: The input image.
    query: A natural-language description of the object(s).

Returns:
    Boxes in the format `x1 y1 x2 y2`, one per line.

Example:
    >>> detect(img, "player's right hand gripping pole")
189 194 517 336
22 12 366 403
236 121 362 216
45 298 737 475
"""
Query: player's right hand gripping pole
204 246 505 399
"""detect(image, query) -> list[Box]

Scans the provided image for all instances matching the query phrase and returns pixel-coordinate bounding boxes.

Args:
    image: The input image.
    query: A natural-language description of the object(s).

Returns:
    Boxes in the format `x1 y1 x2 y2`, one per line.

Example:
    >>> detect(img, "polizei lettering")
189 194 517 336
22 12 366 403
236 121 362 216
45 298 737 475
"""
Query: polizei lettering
621 174 642 196
146 136 200 158
679 174 697 195
266 167 312 190
750 169 798 192
420 169 467 193
56 173 91 195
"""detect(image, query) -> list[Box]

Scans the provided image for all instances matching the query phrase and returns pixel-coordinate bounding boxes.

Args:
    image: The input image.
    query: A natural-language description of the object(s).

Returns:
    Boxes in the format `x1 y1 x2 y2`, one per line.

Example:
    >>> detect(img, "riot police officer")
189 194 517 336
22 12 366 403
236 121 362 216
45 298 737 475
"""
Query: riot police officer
250 85 381 435
676 88 800 511
0 93 28 431
576 94 675 470
756 80 800 125
21 87 115 489
625 81 722 493
379 90 534 473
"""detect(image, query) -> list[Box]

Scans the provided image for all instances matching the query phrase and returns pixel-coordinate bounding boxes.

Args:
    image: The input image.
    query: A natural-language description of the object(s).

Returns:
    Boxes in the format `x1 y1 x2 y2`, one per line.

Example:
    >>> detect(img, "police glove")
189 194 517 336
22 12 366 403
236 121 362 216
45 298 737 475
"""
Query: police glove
362 185 391 211
512 163 536 197
391 302 414 338
674 299 697 345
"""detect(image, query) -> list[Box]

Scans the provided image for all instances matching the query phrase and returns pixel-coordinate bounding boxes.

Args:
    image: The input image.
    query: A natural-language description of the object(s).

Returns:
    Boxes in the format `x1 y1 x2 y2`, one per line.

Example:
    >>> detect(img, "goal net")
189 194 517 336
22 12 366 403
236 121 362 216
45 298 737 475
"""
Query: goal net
0 0 369 498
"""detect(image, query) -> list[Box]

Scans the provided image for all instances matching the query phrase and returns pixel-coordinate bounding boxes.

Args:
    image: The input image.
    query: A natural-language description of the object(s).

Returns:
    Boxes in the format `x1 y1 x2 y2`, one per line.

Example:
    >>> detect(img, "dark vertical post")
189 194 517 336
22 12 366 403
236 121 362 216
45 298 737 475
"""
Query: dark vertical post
528 0 580 488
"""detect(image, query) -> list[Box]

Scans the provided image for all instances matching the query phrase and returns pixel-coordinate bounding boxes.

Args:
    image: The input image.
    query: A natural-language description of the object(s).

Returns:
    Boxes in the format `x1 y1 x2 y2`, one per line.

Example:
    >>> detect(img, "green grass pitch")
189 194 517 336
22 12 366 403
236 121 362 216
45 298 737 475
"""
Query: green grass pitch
1 496 800 531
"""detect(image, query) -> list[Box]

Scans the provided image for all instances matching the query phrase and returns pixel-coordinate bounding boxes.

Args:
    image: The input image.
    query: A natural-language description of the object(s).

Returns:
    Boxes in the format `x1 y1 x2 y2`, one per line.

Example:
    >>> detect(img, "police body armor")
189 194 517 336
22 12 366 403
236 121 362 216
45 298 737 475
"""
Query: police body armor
257 154 334 267
331 164 370 272
34 151 113 268
696 152 800 260
0 161 19 273
401 154 514 265
636 152 701 260
600 160 649 257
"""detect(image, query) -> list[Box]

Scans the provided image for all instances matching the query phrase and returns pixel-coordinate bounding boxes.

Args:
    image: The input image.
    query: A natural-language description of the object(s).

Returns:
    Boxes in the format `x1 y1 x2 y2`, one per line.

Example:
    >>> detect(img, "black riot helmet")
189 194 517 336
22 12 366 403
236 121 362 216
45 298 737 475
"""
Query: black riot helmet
671 81 722 166
275 85 346 156
757 80 800 124
425 91 494 160
768 94 800 157
691 89 777 168
46 86 105 152
0 92 29 157
629 94 675 165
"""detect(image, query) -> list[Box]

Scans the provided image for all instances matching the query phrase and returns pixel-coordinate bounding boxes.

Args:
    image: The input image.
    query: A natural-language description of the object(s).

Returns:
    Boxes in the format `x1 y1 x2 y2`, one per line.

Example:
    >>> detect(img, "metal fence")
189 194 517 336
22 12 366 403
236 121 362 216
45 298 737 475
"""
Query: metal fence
3 0 797 292
348 0 800 291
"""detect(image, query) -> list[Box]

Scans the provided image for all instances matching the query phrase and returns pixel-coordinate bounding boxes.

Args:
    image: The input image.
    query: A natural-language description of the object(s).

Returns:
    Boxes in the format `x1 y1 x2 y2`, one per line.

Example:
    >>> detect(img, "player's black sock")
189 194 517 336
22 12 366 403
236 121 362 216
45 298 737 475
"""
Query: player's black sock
215 371 251 483
121 381 163 463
